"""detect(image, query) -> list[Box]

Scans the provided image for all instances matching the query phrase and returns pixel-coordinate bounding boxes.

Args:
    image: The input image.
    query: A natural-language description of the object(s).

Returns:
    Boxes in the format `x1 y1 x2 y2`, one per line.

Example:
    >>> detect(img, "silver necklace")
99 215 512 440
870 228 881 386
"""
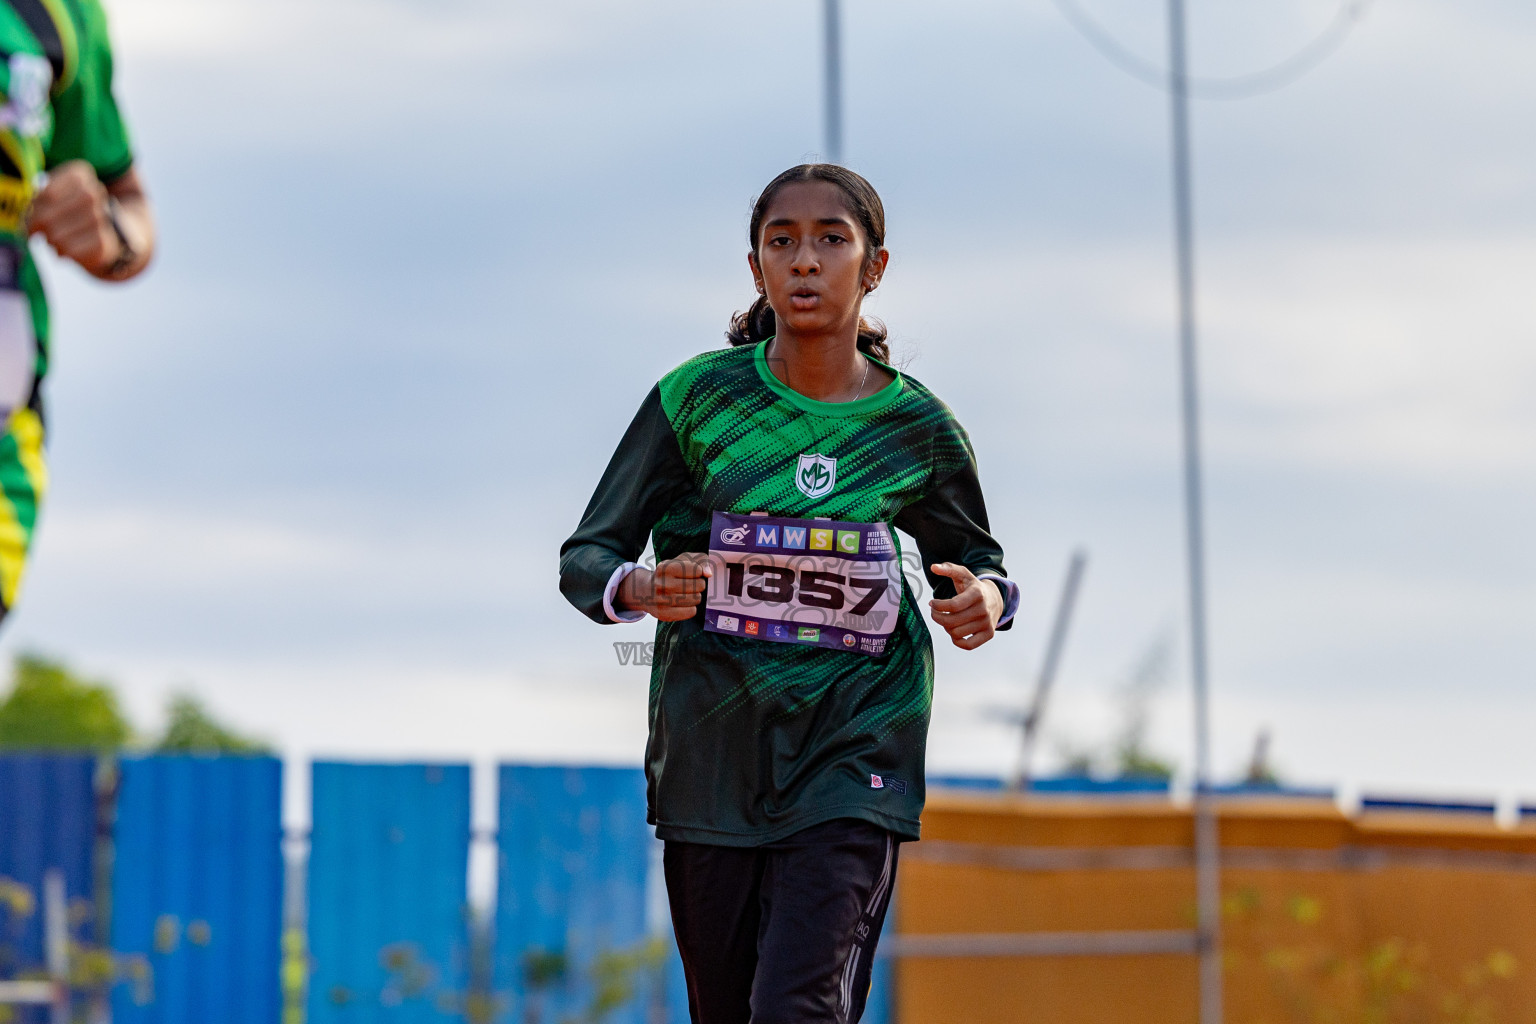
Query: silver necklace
849 354 871 402
768 339 873 402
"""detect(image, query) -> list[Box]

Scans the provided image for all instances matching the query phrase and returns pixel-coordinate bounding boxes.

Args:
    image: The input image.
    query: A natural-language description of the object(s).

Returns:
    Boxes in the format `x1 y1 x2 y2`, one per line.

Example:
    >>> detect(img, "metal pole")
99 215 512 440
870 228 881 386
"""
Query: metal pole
44 869 68 1024
1013 549 1089 791
823 0 843 164
1165 0 1222 1020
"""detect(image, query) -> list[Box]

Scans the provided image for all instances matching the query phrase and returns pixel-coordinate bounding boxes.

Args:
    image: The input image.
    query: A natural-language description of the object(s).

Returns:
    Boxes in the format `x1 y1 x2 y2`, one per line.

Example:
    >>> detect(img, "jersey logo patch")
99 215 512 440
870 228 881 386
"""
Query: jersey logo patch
795 453 837 499
0 55 53 137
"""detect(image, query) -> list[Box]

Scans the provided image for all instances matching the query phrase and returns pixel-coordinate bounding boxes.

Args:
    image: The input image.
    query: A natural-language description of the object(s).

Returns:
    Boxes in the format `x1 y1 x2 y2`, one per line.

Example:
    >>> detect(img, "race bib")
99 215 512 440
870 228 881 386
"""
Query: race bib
703 511 902 656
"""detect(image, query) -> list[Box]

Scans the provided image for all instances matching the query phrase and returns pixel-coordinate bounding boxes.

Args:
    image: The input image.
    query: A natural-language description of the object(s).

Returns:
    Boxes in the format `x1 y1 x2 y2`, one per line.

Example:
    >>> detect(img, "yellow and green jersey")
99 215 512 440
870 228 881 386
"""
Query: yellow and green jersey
0 0 133 615
560 341 1018 845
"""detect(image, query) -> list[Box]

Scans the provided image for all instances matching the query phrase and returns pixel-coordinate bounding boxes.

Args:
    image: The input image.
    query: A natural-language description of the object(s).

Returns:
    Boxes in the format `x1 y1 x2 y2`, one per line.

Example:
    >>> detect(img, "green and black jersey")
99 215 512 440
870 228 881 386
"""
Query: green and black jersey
560 341 1017 845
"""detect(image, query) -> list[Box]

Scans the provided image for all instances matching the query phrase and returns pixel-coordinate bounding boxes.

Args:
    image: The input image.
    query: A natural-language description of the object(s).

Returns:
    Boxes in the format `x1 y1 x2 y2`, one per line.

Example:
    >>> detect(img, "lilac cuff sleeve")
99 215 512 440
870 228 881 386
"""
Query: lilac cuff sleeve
602 562 645 623
977 573 1020 627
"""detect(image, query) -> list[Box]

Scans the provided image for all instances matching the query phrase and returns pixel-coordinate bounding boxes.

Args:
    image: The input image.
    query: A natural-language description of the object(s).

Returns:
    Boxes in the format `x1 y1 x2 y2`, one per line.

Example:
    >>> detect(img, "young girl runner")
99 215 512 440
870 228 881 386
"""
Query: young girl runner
559 164 1018 1024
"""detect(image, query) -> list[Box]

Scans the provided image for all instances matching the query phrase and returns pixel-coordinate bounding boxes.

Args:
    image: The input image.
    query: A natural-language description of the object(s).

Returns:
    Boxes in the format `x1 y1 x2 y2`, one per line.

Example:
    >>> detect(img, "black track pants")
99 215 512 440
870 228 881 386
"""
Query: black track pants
663 818 898 1024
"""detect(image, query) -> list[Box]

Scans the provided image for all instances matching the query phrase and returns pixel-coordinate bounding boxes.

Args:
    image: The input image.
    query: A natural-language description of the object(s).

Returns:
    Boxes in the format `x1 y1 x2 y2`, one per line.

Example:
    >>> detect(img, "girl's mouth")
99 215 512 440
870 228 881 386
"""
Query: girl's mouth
789 288 820 309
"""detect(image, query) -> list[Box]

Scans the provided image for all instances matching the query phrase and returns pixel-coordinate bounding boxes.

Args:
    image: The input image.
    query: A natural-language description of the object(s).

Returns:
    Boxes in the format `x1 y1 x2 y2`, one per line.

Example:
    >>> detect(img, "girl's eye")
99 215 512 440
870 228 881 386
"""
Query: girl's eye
825 234 847 244
768 235 792 246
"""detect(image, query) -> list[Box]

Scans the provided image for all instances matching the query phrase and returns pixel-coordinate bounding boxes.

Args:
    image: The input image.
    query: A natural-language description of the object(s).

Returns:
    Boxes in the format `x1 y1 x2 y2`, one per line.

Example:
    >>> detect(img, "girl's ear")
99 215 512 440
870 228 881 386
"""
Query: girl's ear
862 247 890 294
748 251 765 295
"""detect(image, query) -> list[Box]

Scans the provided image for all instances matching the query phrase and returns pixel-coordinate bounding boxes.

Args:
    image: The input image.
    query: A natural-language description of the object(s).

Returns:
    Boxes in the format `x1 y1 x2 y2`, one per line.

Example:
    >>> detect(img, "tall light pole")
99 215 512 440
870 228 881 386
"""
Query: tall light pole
823 0 843 163
1165 0 1222 1020
1048 0 1370 1016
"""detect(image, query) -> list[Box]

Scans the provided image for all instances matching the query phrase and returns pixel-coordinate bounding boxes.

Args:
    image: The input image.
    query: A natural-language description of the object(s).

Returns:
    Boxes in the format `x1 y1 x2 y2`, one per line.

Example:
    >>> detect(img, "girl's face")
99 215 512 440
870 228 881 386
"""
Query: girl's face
749 181 887 341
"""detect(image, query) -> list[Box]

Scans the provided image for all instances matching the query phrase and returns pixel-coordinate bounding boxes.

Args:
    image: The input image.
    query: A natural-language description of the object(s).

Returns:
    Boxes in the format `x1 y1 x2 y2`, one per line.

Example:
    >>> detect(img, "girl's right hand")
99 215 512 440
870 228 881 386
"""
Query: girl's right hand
617 553 713 621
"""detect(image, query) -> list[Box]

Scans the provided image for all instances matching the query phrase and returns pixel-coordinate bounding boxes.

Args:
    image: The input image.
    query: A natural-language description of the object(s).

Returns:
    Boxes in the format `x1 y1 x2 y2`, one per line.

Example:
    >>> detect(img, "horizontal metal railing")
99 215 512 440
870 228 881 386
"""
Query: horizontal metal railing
884 929 1198 959
907 840 1536 875
0 981 57 1004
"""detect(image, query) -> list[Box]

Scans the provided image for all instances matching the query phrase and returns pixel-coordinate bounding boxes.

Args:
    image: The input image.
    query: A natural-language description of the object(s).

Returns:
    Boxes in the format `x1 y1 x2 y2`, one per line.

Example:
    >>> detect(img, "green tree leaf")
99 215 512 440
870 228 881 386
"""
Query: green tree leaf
0 654 132 750
155 693 271 754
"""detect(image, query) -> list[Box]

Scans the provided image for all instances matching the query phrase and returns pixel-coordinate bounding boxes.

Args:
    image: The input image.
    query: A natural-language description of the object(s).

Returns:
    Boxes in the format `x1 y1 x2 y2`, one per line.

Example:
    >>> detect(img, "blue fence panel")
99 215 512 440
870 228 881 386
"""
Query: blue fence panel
1031 775 1170 795
1360 795 1496 816
927 774 1005 792
495 765 677 1024
929 774 1172 796
0 754 96 978
307 762 471 1024
109 755 283 1024
1214 783 1336 800
0 753 96 1024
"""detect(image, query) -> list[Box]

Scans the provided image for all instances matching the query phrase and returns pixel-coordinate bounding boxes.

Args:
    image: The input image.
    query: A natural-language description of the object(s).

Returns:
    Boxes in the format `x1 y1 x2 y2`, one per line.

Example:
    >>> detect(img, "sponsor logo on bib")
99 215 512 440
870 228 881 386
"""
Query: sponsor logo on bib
719 524 750 545
795 453 837 499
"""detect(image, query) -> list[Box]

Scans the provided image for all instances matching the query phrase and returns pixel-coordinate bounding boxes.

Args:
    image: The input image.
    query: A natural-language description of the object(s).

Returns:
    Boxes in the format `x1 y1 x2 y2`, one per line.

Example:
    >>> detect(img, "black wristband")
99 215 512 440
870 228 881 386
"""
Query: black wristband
104 197 136 277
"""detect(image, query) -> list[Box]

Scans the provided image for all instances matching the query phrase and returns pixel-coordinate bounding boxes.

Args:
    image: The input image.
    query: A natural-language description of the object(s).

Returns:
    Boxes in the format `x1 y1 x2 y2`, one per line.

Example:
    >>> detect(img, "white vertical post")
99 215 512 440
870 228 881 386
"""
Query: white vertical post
1165 0 1223 1020
43 869 69 1024
823 0 843 164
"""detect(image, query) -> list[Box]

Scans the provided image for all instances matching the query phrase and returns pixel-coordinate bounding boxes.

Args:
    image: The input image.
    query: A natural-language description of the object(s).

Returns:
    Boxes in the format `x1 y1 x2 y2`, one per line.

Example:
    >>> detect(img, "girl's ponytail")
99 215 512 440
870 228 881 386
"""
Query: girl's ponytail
726 295 776 347
855 318 890 365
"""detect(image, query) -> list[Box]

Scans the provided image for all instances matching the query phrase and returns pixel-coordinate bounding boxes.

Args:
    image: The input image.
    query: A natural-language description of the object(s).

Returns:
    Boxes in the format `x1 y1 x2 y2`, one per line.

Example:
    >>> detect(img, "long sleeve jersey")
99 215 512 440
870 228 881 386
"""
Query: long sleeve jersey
559 340 1016 845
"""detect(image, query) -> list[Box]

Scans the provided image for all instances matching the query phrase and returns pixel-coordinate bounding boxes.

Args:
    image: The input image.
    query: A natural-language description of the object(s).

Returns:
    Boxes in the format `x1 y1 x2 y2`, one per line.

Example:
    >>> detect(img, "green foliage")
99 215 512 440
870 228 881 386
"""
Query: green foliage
1115 747 1175 781
378 941 438 1004
1225 886 1518 1023
0 875 35 919
281 928 307 1024
155 693 271 754
517 939 667 1024
0 653 131 750
584 939 667 1023
523 948 569 990
0 876 126 1017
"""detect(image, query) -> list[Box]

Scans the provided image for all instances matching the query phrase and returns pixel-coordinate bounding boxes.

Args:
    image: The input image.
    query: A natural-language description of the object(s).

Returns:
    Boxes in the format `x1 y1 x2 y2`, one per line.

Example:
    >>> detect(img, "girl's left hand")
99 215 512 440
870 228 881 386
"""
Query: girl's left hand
927 563 1004 650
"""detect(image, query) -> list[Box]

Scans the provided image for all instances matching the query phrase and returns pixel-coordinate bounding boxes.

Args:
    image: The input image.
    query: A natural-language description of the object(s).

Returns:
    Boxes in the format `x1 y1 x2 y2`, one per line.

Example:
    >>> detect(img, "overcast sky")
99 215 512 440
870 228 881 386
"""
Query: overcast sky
4 0 1533 823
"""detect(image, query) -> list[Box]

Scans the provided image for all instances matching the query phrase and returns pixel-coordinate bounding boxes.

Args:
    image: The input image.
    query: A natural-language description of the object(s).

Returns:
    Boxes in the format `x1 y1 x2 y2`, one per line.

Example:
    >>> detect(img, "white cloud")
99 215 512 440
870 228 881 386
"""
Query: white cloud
36 508 360 587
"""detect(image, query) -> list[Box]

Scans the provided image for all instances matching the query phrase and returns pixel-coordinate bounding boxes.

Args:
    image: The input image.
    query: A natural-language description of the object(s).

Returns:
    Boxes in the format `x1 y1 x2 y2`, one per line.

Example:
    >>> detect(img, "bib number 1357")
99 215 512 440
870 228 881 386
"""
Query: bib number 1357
722 563 889 614
703 511 902 655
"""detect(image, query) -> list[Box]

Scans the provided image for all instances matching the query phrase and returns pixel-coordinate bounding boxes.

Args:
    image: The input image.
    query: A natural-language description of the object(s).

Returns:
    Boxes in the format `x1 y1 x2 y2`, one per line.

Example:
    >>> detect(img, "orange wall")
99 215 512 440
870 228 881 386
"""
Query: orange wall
895 794 1536 1024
